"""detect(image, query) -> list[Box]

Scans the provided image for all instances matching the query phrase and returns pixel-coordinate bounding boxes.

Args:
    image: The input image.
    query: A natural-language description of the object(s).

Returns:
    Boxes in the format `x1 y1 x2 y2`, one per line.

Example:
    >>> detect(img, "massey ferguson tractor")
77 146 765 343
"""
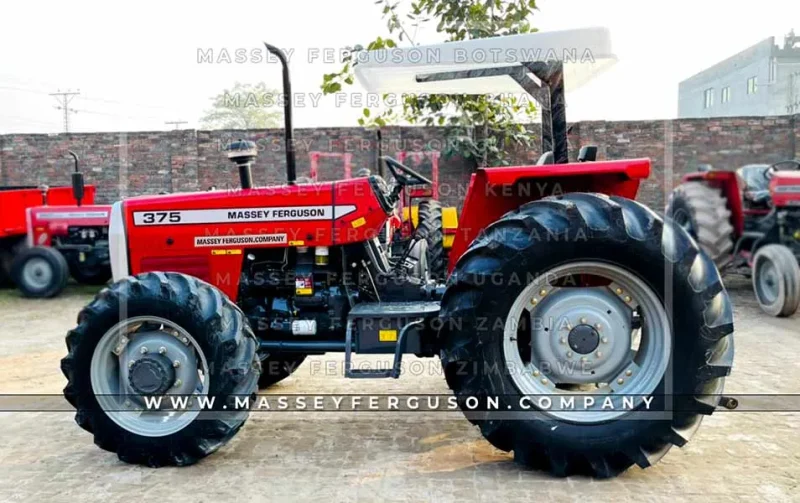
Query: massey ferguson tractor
0 151 111 297
61 28 735 478
667 160 800 317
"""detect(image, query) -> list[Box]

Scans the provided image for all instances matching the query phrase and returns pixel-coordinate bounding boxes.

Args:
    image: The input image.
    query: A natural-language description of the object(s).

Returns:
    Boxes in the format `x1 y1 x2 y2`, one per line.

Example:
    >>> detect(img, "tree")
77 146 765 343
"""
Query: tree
200 82 282 130
321 0 540 166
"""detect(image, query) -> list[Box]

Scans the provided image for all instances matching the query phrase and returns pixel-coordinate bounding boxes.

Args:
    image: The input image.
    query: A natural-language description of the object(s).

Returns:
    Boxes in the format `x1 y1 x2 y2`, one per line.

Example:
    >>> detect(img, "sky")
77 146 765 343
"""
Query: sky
1 0 798 134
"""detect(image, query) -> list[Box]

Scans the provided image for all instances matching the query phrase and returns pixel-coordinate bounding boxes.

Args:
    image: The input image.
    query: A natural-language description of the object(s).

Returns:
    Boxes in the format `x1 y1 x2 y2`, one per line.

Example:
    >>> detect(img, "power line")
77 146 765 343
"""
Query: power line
50 89 80 132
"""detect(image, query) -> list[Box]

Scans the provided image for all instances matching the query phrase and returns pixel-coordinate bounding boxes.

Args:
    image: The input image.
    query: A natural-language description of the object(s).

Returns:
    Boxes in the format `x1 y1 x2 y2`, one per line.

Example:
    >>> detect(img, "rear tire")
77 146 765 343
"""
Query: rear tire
11 246 69 298
666 182 734 267
257 354 307 389
440 193 735 478
415 200 447 280
752 244 800 317
60 272 261 467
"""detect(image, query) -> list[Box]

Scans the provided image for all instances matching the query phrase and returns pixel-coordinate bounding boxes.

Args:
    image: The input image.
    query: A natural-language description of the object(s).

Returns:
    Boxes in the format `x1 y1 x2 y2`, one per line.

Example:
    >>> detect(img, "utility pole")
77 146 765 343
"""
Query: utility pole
50 89 80 133
165 120 188 130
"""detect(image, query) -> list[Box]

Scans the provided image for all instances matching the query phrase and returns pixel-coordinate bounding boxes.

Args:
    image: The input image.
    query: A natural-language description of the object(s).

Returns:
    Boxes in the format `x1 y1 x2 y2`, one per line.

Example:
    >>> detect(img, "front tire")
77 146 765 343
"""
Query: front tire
11 246 69 298
752 244 800 317
440 193 735 478
60 272 260 467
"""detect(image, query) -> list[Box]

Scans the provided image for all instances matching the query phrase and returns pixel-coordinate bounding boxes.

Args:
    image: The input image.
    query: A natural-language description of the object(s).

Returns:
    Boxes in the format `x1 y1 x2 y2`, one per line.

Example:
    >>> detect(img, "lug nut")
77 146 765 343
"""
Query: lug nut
533 370 540 377
580 317 588 324
128 360 135 369
174 379 182 388
617 378 624 385
541 378 549 385
539 289 547 296
615 288 623 294
124 399 132 407
158 346 167 355
530 298 538 305
596 351 603 358
181 337 189 344
559 337 566 344
626 369 633 376
594 323 602 330
580 356 588 363
566 351 573 358
140 347 149 354
624 296 632 303
601 337 609 344
173 360 181 368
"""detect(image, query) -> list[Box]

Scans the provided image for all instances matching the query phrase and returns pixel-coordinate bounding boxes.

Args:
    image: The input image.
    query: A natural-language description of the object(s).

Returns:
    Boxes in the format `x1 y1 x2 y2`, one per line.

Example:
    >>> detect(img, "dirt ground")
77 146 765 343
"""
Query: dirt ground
0 276 798 502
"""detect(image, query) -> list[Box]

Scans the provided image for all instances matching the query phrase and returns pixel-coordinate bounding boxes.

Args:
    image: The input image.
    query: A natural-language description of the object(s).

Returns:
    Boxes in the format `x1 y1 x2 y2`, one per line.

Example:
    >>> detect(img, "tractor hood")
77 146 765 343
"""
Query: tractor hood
770 171 800 207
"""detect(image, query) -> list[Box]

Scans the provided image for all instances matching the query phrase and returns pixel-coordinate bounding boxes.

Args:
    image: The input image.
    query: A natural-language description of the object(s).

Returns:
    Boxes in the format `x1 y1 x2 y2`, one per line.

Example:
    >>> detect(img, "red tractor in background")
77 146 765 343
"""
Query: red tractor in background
667 160 800 316
0 151 111 297
61 30 735 478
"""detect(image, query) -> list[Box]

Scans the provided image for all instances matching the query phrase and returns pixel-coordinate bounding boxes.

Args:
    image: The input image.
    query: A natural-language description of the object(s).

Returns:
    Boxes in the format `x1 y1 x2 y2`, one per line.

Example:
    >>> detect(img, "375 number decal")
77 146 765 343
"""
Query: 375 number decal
140 211 181 224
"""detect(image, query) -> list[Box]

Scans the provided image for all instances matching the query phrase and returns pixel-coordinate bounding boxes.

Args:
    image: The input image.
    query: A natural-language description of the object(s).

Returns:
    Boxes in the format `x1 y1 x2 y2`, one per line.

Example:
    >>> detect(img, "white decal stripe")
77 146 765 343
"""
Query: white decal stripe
37 211 110 219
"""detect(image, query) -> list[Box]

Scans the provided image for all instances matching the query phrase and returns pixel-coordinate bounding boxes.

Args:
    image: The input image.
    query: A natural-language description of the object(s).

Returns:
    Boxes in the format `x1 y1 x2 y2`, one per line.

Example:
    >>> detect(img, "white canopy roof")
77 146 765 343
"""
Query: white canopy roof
354 27 616 95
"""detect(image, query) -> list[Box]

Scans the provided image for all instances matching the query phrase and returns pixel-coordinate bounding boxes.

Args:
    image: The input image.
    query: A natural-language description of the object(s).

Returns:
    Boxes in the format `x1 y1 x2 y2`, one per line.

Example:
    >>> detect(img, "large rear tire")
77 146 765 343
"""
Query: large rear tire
60 272 260 467
257 354 307 389
69 263 112 286
666 182 735 267
415 199 447 280
440 193 735 478
752 244 800 317
11 246 69 298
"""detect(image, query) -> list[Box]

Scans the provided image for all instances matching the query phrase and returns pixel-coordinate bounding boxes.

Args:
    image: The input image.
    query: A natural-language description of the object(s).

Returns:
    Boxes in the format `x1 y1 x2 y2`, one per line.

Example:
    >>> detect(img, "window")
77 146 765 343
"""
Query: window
703 88 714 109
721 86 731 104
747 76 758 95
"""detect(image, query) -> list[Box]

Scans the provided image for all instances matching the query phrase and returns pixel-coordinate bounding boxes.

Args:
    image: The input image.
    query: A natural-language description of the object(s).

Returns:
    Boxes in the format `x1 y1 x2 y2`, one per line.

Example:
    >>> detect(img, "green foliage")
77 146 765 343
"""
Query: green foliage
321 0 540 166
200 82 282 130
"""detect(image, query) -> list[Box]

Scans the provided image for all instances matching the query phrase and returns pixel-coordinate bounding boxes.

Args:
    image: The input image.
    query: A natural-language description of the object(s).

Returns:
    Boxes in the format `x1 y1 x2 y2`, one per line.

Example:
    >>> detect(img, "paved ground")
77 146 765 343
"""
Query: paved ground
0 277 798 502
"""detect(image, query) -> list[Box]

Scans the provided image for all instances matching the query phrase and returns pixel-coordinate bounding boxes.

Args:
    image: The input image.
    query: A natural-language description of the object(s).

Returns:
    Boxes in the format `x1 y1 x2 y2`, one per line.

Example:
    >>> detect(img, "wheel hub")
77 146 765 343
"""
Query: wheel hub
128 355 176 395
568 324 600 354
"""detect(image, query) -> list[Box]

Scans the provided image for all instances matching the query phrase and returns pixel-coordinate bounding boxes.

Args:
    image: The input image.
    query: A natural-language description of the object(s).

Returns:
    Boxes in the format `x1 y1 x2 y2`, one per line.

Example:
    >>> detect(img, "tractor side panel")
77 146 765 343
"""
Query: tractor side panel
682 171 744 237
448 159 651 272
27 205 111 247
124 179 386 299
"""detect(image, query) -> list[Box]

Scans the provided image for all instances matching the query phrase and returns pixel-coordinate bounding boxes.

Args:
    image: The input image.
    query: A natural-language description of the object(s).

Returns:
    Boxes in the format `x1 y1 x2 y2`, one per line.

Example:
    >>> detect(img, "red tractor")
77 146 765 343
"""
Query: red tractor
667 160 800 317
0 151 111 297
61 30 735 478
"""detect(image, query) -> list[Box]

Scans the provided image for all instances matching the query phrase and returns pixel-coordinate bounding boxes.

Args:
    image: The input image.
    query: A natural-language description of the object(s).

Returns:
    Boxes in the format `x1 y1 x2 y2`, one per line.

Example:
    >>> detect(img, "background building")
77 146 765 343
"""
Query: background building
678 31 800 118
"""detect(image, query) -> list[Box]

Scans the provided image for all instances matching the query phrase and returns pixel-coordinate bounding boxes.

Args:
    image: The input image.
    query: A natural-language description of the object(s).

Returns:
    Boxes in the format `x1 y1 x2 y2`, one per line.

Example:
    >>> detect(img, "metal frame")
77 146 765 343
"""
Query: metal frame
415 61 567 164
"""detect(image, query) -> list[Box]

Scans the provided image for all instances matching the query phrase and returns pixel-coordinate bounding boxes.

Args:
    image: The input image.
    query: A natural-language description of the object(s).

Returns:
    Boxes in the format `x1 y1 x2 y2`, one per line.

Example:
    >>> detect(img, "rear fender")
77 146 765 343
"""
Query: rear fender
448 159 650 272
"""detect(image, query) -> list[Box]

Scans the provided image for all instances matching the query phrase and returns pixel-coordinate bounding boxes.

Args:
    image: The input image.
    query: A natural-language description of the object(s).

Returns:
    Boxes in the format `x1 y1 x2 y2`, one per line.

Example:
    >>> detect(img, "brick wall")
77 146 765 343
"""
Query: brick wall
1 115 797 211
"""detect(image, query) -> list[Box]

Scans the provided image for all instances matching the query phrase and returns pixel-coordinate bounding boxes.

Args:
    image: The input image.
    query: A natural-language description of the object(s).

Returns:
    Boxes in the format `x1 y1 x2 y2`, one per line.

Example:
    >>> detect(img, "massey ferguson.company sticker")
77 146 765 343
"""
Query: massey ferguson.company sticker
194 234 288 247
133 205 357 226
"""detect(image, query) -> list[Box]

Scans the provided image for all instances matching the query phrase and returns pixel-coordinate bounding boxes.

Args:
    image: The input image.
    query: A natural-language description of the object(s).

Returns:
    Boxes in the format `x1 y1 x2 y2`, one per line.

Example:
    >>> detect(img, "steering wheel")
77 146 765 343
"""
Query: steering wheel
765 159 800 179
380 156 433 187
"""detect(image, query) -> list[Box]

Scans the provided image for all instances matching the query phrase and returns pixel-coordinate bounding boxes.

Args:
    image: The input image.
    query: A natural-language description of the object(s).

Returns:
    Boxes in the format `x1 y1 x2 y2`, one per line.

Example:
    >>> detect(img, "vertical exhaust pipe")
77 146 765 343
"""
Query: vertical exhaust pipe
226 139 257 189
264 42 296 185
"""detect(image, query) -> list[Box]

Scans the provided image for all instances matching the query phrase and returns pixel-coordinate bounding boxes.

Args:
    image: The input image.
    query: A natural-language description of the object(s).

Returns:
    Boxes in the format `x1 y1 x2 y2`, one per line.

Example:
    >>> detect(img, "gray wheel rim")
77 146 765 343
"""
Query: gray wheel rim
23 257 53 291
90 316 210 437
755 256 780 305
503 261 671 423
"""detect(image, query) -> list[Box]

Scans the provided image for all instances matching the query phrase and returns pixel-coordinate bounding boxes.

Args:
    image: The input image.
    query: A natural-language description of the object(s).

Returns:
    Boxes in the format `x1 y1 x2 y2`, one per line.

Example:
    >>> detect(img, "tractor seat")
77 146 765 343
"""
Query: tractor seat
736 164 771 208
